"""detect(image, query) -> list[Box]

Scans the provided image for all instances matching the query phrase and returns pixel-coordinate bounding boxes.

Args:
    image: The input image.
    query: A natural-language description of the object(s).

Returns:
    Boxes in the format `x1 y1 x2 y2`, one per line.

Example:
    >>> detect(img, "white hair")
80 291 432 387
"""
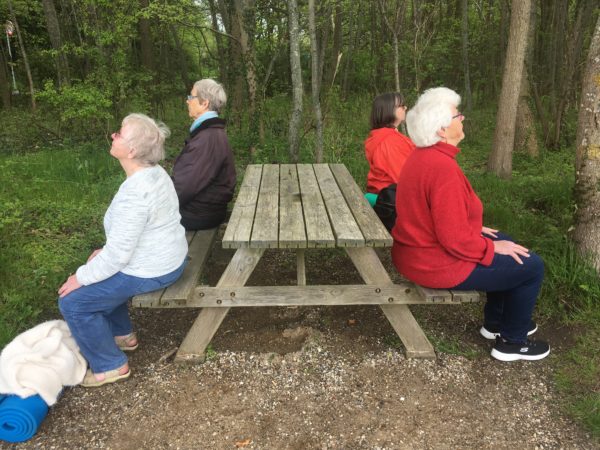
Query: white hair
193 78 227 113
406 87 461 147
122 113 171 166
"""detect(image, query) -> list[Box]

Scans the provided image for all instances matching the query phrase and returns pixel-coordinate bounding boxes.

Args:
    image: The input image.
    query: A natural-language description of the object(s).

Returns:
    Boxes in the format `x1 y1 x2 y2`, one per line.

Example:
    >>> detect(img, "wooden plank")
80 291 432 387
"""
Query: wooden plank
250 165 280 248
450 290 482 303
345 247 436 359
313 164 364 247
222 165 263 249
279 164 306 248
415 286 453 303
161 283 446 307
161 228 218 302
174 247 265 363
296 164 335 248
297 249 306 286
329 164 392 248
132 230 198 307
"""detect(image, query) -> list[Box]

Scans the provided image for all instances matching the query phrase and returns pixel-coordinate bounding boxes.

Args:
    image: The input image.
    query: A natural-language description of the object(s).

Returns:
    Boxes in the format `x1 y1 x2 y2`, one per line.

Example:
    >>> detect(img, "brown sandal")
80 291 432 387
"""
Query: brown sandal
81 367 130 388
115 332 138 351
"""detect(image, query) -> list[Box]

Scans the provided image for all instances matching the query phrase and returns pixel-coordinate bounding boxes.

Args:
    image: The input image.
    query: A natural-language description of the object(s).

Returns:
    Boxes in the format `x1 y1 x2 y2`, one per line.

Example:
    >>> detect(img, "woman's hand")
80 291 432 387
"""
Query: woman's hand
493 240 530 264
482 226 498 238
87 248 103 262
58 274 82 298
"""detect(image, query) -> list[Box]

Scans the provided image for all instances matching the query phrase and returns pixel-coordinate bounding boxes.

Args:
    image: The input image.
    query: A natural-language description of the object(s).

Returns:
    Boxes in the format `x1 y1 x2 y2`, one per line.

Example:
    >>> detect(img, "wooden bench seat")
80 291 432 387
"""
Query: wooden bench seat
132 227 218 308
133 282 483 308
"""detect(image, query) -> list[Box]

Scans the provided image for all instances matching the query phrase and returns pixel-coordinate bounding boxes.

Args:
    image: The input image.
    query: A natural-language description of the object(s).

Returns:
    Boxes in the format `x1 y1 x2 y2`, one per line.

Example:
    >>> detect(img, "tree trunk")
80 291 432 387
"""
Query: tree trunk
138 0 154 73
487 0 532 178
233 0 257 153
169 25 190 90
207 0 227 85
461 0 472 112
573 16 600 271
225 0 245 121
308 0 323 163
548 0 595 149
0 47 11 109
341 0 359 98
324 0 343 92
7 0 35 111
287 0 303 163
41 0 70 88
514 0 538 157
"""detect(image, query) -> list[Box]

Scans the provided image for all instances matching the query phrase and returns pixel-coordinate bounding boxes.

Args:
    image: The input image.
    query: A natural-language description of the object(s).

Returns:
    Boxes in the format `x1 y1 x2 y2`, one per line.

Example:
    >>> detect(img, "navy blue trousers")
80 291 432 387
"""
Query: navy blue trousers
452 233 544 343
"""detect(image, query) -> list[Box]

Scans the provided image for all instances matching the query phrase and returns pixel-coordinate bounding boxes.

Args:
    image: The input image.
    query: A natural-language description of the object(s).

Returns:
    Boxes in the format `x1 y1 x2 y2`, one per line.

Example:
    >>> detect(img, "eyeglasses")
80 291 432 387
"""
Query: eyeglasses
187 95 199 101
452 113 465 121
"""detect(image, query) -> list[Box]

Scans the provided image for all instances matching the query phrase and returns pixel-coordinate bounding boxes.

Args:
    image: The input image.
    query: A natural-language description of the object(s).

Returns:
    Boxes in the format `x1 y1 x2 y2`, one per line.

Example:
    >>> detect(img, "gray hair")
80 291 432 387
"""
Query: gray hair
406 87 461 147
122 113 171 166
193 78 227 113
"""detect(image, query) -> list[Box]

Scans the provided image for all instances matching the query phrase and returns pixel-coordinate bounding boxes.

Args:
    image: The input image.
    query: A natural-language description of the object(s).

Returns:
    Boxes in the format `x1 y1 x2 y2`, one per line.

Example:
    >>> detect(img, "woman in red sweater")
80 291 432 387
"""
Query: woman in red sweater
364 93 416 194
393 87 549 362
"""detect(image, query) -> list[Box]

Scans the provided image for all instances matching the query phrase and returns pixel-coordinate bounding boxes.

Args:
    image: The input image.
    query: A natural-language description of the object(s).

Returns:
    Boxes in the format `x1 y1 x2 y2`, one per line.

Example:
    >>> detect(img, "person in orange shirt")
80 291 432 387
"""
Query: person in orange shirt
364 92 416 194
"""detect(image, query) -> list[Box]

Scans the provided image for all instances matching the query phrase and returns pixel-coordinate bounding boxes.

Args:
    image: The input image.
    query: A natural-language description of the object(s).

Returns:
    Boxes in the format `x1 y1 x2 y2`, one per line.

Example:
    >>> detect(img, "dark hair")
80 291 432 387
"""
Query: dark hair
370 92 405 130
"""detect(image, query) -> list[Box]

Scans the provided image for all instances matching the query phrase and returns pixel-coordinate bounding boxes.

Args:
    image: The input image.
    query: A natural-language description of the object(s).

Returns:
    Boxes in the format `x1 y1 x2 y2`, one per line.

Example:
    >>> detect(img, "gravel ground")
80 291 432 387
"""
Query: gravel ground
2 241 597 449
6 323 595 450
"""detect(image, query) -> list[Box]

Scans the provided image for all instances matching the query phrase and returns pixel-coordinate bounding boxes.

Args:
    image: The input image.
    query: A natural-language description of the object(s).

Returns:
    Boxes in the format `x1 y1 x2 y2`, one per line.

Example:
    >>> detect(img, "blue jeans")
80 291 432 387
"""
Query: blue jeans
452 233 544 343
58 262 185 373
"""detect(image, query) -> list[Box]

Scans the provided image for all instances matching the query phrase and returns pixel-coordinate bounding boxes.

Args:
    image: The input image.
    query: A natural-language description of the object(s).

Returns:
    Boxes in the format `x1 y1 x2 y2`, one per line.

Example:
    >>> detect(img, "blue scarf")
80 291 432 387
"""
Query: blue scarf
190 111 219 133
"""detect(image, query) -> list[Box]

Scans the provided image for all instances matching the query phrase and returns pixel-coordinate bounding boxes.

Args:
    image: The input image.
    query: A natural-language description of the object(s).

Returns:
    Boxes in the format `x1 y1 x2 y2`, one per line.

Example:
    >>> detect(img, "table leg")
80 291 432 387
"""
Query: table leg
175 247 265 363
345 247 436 359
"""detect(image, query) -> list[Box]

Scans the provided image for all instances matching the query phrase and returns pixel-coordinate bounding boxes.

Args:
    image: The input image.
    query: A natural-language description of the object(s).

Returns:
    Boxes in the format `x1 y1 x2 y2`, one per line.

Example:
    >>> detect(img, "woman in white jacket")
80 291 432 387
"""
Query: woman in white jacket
58 114 188 387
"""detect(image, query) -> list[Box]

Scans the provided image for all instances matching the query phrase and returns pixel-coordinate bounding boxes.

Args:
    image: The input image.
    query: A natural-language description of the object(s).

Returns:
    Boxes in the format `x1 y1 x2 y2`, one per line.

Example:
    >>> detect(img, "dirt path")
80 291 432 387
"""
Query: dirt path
4 242 596 449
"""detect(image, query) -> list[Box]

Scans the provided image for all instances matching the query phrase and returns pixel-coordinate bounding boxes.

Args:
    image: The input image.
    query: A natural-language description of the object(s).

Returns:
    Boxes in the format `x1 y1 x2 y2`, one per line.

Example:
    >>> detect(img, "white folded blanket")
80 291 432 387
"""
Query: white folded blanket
0 320 87 405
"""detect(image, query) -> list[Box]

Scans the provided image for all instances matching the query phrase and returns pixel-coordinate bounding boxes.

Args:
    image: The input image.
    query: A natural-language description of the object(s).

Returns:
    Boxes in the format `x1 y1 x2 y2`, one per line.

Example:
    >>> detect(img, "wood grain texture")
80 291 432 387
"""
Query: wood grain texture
174 247 265 362
222 165 262 249
345 247 436 359
313 164 364 247
297 164 335 247
330 164 392 247
251 164 280 248
279 164 306 248
161 228 218 302
165 283 437 307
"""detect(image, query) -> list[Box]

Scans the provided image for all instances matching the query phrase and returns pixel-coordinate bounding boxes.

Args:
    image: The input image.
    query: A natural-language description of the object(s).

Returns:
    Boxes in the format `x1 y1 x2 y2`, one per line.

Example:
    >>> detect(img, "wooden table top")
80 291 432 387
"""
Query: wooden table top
222 164 392 249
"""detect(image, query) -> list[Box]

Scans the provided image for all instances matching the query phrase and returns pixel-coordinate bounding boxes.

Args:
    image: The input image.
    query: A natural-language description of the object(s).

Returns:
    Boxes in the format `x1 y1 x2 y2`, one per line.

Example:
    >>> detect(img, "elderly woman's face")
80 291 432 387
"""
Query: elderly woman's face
187 88 209 120
110 124 133 160
442 106 465 145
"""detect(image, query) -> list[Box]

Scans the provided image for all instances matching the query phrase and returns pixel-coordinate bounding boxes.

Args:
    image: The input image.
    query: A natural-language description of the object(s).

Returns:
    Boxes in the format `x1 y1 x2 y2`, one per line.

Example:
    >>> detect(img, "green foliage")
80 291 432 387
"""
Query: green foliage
0 144 120 347
555 327 600 438
36 80 113 138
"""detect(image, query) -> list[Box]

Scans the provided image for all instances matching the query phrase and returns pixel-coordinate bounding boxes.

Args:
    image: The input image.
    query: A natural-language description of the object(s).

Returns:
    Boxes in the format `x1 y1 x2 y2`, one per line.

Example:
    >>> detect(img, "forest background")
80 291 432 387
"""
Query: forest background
0 0 599 439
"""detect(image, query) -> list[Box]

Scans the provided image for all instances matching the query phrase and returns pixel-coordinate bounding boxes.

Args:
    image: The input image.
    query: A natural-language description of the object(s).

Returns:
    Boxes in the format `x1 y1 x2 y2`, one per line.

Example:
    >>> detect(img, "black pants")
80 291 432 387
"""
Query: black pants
180 211 226 231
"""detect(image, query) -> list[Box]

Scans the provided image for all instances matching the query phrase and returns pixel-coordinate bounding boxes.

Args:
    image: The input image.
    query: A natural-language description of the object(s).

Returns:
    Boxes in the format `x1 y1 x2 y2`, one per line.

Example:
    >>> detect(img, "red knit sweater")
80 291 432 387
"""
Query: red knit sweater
391 142 495 288
364 128 415 193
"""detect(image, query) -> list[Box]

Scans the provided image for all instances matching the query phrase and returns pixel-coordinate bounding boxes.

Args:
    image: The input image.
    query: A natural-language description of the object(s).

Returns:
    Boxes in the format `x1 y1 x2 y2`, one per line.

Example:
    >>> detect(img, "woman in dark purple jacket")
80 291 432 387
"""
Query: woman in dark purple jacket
172 79 236 230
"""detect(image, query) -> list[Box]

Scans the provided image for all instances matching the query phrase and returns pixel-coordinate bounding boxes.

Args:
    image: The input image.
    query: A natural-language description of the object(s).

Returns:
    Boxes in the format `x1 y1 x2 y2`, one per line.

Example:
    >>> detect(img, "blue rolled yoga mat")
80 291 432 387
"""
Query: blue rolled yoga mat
0 394 49 443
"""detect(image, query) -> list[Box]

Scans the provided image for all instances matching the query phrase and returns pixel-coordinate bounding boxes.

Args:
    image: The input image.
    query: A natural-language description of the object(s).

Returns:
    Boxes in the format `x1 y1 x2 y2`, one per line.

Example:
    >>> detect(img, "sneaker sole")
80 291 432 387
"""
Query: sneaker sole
490 347 550 362
480 324 538 340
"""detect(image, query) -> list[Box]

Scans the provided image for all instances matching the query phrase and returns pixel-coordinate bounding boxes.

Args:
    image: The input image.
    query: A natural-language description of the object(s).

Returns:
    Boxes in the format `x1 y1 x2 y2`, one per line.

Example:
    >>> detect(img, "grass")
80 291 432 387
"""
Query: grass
0 100 599 438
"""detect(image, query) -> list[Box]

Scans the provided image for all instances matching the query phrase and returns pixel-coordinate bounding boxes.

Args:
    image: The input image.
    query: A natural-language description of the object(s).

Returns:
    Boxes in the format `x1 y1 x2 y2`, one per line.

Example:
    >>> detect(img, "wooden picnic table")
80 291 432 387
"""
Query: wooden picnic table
172 163 441 361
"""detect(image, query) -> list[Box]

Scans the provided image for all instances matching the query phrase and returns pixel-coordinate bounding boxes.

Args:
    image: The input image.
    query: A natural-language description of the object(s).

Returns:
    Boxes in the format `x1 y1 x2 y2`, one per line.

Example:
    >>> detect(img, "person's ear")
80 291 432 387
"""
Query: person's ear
436 127 446 139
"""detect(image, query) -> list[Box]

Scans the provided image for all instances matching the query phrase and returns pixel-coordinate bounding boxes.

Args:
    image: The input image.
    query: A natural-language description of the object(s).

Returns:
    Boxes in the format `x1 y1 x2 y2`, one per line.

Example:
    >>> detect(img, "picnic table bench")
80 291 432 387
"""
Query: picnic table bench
133 164 481 362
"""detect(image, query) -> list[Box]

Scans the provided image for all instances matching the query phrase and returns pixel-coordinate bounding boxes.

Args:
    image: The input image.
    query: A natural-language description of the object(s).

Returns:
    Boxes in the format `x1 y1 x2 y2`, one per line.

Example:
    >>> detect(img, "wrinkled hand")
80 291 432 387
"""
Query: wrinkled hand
482 226 499 238
493 240 529 265
58 274 82 298
87 248 103 262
